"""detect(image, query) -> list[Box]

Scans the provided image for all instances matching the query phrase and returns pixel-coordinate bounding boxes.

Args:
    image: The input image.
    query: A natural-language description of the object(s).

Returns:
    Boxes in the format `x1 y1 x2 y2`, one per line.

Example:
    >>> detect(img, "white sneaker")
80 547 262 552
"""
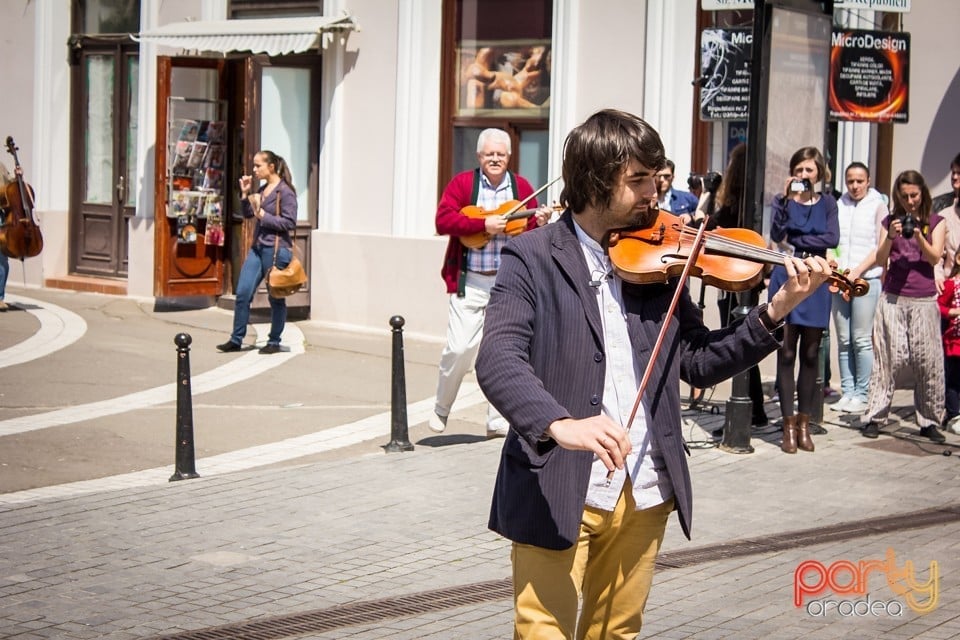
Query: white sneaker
428 412 448 433
841 398 867 414
830 396 852 411
946 415 960 435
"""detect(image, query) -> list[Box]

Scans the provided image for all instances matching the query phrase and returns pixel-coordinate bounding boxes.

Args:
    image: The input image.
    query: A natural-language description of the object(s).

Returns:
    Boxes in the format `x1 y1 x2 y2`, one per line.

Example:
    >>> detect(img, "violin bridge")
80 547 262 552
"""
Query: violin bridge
649 222 666 243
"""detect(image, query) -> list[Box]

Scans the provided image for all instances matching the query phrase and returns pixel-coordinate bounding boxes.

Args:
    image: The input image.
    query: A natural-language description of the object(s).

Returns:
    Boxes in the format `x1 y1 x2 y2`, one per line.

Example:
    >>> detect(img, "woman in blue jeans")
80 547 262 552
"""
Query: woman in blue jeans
217 150 297 354
830 162 886 413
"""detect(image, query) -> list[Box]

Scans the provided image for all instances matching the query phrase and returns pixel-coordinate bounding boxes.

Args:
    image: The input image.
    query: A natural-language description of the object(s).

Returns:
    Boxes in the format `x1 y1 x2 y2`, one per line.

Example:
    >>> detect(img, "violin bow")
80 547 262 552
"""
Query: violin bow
505 176 561 216
604 205 712 487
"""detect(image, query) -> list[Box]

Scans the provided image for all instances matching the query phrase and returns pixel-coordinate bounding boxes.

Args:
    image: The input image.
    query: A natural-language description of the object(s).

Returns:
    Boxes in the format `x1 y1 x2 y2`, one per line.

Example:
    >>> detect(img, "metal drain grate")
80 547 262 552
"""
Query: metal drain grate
656 503 960 568
147 579 513 640
147 503 960 640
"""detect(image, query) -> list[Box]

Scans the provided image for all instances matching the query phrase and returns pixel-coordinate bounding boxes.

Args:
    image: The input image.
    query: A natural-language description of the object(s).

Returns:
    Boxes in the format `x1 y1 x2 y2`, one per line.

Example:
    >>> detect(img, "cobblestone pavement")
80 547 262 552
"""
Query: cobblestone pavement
1 287 958 639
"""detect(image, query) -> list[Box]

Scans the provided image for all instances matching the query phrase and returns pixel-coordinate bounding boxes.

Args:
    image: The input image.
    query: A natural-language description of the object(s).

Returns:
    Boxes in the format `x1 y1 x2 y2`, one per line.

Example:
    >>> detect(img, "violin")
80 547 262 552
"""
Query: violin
606 210 869 299
0 137 43 259
460 200 562 250
601 208 865 489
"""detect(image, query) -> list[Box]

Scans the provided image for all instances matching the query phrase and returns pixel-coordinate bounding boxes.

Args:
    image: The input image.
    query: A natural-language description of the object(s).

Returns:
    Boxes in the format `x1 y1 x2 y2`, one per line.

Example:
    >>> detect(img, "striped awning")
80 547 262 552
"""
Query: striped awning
134 15 358 56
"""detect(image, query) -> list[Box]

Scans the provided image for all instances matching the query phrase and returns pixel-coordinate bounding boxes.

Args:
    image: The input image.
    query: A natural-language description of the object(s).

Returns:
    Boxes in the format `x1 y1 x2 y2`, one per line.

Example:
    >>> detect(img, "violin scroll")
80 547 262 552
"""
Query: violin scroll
828 270 870 300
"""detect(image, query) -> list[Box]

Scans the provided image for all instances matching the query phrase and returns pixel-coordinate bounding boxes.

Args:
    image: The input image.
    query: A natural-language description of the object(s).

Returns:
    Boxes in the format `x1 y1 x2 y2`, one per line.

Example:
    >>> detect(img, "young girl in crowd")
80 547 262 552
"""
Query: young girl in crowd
937 248 960 434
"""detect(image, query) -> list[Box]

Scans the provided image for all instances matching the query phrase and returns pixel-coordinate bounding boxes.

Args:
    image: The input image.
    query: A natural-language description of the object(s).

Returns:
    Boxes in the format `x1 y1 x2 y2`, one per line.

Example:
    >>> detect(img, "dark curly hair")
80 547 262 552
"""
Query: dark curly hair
560 109 665 214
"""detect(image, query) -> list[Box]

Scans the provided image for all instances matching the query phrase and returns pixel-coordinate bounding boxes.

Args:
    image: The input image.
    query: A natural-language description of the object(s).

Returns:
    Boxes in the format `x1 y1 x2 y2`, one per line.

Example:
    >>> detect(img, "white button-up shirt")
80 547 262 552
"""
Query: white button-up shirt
573 220 673 512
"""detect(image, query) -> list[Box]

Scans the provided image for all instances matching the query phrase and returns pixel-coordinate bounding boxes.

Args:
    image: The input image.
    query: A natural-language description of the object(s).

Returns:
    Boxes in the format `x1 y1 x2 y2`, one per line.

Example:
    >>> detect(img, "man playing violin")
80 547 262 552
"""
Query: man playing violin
430 127 552 438
475 109 833 638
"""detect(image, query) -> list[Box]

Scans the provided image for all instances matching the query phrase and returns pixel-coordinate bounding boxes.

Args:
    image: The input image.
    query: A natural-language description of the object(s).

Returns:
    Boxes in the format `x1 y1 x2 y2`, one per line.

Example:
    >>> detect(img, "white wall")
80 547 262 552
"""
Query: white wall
894 2 960 196
569 0 648 123
644 0 698 177
329 0 402 236
311 232 448 339
0 0 42 288
311 0 448 336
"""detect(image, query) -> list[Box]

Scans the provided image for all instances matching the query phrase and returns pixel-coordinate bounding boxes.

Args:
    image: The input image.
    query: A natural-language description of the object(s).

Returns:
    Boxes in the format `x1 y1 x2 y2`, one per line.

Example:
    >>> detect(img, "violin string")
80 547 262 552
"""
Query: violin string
673 226 857 292
675 227 784 264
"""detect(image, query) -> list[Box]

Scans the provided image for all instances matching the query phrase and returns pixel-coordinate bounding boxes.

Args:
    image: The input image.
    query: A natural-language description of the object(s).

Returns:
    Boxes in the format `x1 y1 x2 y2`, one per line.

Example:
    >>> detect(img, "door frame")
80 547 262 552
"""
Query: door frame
232 54 321 312
153 56 229 299
68 38 138 277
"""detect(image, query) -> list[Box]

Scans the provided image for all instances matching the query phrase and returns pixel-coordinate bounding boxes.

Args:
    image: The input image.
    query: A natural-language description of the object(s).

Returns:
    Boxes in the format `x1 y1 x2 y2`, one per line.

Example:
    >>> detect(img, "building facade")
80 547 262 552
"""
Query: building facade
1 0 957 340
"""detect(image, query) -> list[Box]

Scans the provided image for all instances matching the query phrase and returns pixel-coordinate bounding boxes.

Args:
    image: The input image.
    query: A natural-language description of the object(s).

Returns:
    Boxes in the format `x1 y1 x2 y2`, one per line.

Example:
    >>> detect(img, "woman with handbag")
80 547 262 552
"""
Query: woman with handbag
217 150 298 355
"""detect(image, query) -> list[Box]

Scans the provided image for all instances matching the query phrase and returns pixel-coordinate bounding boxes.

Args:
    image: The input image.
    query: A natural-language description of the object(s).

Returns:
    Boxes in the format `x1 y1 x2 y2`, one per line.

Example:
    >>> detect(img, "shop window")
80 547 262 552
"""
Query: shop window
78 0 140 34
439 0 553 193
229 0 323 19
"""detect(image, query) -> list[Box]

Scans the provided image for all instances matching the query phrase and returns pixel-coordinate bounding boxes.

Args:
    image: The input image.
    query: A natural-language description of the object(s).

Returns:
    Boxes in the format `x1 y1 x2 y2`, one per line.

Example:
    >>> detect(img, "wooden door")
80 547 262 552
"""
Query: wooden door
69 42 138 277
153 57 229 298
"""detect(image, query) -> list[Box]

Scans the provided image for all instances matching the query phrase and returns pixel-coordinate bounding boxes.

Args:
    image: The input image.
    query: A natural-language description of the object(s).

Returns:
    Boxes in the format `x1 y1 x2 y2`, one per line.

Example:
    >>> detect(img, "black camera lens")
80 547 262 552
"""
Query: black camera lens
901 215 916 239
704 172 722 193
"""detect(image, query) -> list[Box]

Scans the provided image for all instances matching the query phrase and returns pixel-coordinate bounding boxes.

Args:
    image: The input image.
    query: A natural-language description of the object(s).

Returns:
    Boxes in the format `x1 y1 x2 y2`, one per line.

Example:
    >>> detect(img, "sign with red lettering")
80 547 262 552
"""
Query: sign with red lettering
829 29 910 123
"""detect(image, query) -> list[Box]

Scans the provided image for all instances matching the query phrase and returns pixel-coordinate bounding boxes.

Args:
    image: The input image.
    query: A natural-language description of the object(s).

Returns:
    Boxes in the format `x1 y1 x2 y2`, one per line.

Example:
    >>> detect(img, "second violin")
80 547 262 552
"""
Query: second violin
460 200 562 249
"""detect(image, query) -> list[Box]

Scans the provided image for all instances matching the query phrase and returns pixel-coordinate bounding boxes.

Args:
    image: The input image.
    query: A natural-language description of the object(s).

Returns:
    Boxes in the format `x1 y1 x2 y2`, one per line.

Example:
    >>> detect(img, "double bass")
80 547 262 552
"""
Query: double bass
0 136 43 259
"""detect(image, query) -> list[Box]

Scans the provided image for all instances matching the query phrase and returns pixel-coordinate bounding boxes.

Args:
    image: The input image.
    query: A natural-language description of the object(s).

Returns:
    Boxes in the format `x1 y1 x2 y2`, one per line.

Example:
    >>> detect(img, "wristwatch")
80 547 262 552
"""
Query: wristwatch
756 303 784 332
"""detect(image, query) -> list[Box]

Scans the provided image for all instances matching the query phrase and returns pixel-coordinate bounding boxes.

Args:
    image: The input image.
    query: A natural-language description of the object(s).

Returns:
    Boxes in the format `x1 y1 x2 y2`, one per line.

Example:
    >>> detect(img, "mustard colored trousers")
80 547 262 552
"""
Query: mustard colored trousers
511 488 674 640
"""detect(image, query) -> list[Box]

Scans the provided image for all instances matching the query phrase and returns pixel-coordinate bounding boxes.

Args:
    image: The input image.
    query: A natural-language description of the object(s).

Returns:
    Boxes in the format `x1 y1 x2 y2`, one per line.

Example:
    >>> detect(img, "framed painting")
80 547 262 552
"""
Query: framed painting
456 40 551 117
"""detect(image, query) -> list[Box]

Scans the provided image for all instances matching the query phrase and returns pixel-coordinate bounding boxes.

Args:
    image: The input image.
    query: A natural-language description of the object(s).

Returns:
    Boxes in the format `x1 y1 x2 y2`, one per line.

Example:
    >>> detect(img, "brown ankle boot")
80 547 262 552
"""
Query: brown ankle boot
796 412 814 452
781 415 798 454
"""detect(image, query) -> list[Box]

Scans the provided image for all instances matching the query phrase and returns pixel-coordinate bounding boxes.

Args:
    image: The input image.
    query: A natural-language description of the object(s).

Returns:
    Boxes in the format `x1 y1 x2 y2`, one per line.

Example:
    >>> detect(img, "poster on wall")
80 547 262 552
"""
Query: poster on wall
760 8 832 233
829 29 910 123
698 28 753 121
456 40 551 117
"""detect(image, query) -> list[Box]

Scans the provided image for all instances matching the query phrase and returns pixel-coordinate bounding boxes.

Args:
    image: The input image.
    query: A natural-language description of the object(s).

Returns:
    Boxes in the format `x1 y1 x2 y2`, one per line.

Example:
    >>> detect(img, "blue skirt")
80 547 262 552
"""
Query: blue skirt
767 265 832 329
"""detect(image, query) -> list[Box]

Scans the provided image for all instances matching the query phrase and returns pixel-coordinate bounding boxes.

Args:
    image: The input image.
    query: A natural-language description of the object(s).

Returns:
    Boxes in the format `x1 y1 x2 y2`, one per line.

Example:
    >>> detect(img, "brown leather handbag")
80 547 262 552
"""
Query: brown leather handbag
266 191 307 297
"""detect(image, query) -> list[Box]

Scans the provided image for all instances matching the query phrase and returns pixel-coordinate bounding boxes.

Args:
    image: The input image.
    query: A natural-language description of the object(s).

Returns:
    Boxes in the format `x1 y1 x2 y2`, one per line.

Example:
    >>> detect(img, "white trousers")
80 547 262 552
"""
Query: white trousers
435 272 507 430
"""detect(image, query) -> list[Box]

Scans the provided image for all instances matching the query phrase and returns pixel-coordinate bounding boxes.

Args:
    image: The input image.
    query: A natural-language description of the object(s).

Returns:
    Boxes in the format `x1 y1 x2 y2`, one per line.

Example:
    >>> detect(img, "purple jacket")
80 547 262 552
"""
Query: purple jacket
242 180 298 249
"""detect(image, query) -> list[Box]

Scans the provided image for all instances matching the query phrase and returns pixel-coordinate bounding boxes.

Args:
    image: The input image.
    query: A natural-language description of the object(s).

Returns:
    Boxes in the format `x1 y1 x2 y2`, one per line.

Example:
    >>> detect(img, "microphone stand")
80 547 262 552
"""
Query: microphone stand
690 195 712 409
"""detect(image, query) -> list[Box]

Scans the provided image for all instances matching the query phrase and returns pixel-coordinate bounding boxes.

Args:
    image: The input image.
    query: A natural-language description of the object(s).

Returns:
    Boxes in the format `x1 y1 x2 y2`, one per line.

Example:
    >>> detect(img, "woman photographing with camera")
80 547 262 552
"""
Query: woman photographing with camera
861 170 947 441
768 146 839 453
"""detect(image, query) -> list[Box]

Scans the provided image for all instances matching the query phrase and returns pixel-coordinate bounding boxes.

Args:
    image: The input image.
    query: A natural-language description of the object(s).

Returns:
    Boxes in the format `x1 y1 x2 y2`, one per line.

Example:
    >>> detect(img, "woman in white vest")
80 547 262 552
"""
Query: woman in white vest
830 162 887 413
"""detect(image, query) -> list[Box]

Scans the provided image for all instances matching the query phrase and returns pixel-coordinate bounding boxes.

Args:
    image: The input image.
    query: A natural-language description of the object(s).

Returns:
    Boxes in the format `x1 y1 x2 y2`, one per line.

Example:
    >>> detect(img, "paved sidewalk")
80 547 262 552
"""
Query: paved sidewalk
1 287 959 639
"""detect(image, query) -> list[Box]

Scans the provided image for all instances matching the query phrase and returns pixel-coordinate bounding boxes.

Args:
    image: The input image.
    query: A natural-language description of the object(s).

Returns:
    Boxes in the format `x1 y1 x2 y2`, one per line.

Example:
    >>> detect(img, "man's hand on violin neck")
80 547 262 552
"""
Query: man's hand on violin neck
534 204 553 227
485 215 508 235
767 255 833 322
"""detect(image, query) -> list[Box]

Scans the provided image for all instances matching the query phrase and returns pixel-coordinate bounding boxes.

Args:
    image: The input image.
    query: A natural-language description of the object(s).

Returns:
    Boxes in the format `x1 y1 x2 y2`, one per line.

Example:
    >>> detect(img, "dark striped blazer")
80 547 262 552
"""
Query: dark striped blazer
476 211 781 550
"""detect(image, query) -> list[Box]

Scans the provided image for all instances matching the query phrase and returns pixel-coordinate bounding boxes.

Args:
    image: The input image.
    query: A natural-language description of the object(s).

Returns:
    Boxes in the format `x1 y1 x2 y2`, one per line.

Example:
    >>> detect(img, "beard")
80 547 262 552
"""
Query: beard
631 200 660 228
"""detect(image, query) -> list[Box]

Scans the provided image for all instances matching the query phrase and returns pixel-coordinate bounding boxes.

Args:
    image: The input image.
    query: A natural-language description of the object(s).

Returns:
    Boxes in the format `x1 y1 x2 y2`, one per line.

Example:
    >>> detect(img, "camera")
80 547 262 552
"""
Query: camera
688 171 723 194
898 214 917 239
790 178 813 193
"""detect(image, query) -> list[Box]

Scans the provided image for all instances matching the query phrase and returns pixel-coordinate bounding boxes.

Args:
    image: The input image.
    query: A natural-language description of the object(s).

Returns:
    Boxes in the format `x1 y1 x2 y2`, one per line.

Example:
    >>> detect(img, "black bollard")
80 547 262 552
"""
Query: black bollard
720 291 755 454
170 333 200 481
384 316 414 452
